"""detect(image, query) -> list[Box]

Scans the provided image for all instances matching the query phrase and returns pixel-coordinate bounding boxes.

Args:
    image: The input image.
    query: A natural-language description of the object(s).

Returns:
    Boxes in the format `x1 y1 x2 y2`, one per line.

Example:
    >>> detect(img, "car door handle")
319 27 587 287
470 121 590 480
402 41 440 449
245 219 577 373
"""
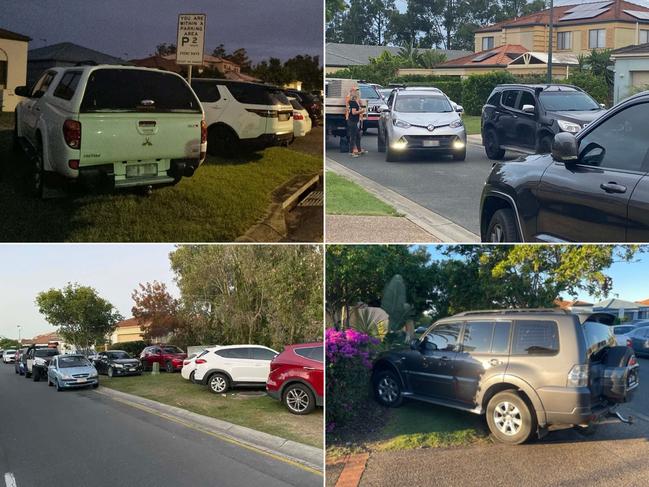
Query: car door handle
600 182 627 194
490 359 502 366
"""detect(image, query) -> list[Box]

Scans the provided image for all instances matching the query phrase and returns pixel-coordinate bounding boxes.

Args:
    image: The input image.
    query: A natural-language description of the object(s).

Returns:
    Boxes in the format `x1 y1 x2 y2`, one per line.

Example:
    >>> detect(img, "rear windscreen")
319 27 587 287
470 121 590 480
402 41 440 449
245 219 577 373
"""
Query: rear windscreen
583 322 616 360
81 69 201 113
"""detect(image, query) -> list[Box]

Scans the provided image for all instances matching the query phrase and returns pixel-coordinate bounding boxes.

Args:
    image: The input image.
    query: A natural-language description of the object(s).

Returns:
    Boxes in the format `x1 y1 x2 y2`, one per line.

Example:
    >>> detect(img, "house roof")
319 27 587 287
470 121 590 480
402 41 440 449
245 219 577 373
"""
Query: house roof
440 44 529 68
115 317 145 328
612 41 649 54
554 298 594 309
326 42 471 67
28 42 124 64
24 331 63 344
593 297 646 309
636 298 649 305
0 27 31 42
510 51 580 65
476 0 649 33
130 55 182 73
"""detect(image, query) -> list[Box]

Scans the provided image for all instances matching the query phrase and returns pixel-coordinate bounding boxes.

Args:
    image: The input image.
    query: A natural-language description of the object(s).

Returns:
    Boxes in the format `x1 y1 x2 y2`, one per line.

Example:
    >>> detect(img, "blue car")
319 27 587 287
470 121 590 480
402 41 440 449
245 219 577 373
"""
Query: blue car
47 354 99 391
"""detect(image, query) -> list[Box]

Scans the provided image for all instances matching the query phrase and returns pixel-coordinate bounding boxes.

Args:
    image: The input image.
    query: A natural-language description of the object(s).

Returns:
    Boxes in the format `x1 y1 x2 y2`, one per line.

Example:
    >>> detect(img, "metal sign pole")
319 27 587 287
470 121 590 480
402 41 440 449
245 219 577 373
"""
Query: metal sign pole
547 0 554 83
188 65 192 84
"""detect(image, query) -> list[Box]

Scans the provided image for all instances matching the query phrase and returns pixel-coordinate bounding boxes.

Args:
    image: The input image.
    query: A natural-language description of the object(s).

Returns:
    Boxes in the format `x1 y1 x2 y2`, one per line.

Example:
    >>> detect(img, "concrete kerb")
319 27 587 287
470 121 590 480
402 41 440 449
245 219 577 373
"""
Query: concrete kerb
96 386 323 472
326 158 478 242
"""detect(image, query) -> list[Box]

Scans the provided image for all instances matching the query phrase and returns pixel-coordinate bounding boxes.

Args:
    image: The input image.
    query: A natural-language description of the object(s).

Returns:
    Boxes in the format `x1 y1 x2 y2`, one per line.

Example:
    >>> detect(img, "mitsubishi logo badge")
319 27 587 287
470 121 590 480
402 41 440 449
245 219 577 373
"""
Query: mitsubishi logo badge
142 137 153 146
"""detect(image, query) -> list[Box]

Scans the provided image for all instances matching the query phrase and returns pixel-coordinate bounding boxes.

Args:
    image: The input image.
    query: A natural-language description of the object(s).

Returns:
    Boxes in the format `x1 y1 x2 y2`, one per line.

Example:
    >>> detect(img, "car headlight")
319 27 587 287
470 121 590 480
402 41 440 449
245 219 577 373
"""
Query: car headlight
61 374 72 380
90 371 98 377
450 119 464 129
558 120 581 133
394 119 411 128
114 364 124 368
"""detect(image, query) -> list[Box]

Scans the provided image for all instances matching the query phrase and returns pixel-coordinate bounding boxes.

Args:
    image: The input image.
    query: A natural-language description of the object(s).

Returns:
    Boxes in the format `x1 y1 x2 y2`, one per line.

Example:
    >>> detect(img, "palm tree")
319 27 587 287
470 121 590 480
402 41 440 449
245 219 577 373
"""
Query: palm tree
418 50 447 69
397 42 421 68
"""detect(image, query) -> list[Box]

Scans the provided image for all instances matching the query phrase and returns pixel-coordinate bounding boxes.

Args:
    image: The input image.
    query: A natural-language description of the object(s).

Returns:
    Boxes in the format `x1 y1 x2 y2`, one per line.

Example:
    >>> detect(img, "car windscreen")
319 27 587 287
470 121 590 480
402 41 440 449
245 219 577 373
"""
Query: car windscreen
58 356 91 368
108 351 131 359
539 90 600 111
394 95 452 113
227 83 289 106
5 350 15 354
289 99 304 110
360 85 381 100
80 69 201 113
162 346 183 354
35 348 58 357
583 322 616 360
613 326 634 335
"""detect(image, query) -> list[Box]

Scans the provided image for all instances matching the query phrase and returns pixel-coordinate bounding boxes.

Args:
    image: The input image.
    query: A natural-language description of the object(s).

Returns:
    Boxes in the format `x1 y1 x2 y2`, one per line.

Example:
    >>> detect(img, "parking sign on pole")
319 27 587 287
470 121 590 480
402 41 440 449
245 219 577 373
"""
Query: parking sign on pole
176 13 206 83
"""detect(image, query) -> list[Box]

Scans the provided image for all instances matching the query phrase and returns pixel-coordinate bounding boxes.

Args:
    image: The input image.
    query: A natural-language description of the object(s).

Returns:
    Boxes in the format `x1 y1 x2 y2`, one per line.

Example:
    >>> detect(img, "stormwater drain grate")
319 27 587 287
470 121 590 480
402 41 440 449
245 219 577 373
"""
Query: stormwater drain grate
298 190 323 207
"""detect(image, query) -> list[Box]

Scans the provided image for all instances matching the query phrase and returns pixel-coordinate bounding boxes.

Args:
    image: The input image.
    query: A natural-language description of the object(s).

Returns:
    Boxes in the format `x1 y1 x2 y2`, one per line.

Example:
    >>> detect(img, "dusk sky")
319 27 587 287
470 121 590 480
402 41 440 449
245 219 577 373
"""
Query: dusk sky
3 0 323 62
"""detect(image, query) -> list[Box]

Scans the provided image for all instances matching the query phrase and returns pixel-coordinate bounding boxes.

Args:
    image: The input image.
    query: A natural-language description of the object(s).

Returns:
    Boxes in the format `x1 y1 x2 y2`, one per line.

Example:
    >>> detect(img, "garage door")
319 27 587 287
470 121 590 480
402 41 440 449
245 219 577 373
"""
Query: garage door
631 71 649 88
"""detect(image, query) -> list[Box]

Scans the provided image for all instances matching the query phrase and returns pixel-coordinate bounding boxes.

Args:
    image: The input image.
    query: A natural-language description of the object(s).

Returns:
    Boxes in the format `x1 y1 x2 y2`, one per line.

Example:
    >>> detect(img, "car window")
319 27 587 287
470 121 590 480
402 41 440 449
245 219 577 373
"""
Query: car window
289 99 304 110
295 346 324 362
539 90 599 111
462 321 495 353
162 346 183 354
360 85 380 100
35 348 58 357
81 69 201 113
32 71 56 97
501 90 519 108
108 351 131 359
487 91 501 106
52 71 81 101
394 94 452 113
225 83 286 105
578 102 649 172
583 321 615 359
517 91 535 110
491 321 512 353
191 81 222 103
424 322 462 352
216 348 250 359
614 326 633 335
250 348 277 360
512 320 559 355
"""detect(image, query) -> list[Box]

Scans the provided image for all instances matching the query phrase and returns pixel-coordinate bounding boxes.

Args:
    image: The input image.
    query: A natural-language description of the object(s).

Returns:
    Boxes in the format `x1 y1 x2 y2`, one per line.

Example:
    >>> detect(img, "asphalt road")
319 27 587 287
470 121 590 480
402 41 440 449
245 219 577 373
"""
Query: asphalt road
0 364 320 487
357 357 649 487
326 130 520 236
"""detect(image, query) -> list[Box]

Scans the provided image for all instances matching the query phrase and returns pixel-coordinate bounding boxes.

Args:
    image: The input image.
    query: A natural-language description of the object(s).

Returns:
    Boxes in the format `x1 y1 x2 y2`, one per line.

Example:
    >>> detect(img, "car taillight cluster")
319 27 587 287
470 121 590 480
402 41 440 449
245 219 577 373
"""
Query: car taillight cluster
63 119 81 149
200 118 207 144
195 358 207 365
627 338 633 348
293 111 304 121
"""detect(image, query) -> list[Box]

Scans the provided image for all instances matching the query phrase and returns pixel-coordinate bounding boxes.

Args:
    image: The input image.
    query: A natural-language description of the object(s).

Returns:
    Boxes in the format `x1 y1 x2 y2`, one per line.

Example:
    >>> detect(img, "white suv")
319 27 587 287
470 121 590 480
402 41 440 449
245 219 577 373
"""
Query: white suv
191 79 294 156
193 344 278 393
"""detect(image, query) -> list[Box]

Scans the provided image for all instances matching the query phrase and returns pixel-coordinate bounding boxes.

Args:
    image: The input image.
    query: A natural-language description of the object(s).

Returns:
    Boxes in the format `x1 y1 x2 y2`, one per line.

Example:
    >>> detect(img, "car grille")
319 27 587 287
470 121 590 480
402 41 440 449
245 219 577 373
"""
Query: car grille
403 135 456 148
72 373 90 378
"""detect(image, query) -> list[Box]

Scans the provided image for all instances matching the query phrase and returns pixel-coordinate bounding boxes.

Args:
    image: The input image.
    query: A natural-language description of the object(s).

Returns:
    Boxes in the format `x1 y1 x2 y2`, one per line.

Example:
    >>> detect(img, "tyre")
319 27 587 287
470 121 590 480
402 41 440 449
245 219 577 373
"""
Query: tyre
33 136 45 198
25 369 31 379
13 114 22 153
108 367 114 378
92 383 99 389
538 135 553 154
207 125 239 157
484 129 506 160
283 383 316 415
141 360 148 372
373 370 403 407
208 373 229 394
339 136 349 153
452 147 467 161
377 129 386 153
189 371 195 383
486 391 536 444
165 361 174 373
56 378 63 392
47 376 53 386
486 208 520 242
33 368 40 382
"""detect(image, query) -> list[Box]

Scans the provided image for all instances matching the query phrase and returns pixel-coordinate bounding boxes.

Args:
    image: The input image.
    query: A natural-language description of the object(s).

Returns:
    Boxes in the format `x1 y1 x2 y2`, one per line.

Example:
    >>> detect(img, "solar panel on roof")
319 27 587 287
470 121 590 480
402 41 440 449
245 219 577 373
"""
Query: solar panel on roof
624 9 649 20
472 51 498 62
564 1 612 14
560 7 610 21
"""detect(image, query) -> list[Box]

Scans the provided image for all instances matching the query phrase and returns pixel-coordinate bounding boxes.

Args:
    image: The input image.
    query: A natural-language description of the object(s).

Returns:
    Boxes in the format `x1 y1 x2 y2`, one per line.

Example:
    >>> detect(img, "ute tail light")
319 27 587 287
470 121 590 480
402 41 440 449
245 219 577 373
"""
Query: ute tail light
567 364 589 387
629 355 637 367
200 118 207 160
195 358 207 365
63 119 81 149
293 111 304 121
68 160 80 170
626 338 633 348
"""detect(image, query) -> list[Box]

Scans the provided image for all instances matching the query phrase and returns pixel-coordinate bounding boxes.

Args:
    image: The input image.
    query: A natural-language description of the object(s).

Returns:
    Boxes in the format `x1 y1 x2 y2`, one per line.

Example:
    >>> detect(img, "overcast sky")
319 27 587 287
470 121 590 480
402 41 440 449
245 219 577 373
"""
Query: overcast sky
3 0 323 62
0 245 178 340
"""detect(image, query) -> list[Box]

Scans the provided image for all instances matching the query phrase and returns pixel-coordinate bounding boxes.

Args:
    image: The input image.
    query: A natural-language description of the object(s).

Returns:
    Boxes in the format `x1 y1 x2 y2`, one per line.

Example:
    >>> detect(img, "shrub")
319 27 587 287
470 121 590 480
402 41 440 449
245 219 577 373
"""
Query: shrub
112 340 148 357
326 327 379 431
565 71 610 105
462 71 517 115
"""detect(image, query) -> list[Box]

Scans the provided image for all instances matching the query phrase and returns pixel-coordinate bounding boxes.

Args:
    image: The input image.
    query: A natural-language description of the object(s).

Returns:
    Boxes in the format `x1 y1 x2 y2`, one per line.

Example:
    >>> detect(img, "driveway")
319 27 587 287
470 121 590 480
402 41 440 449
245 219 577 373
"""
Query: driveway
326 130 519 236
329 357 649 487
0 365 320 487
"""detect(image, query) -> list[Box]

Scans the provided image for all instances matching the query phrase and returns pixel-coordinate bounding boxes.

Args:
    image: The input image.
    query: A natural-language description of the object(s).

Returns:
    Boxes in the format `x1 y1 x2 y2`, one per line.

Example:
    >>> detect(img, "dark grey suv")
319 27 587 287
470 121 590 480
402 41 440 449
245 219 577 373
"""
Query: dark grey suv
372 309 639 444
481 84 605 157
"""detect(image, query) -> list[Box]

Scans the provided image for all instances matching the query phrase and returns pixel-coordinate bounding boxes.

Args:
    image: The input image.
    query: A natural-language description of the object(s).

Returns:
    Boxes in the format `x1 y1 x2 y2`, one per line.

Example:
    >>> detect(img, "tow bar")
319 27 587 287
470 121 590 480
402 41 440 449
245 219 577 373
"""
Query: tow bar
609 410 634 424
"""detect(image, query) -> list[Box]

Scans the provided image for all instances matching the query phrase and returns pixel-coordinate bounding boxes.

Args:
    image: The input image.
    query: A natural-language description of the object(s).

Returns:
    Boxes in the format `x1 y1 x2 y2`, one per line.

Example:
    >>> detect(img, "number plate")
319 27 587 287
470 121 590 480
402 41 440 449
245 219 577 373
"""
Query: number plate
422 140 440 147
126 163 157 178
76 378 87 383
279 113 290 121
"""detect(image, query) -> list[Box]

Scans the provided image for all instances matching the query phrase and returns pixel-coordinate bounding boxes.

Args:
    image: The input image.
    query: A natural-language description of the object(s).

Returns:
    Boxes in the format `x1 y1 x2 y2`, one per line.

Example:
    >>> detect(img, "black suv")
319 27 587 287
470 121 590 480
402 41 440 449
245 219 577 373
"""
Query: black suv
481 84 605 157
372 310 639 444
285 89 322 126
480 91 649 242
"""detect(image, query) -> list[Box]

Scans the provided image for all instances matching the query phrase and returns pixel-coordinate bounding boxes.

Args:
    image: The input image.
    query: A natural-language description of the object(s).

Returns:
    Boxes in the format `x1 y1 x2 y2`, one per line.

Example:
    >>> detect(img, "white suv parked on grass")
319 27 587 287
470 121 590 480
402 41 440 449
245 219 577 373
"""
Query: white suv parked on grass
193 344 278 393
190 79 294 156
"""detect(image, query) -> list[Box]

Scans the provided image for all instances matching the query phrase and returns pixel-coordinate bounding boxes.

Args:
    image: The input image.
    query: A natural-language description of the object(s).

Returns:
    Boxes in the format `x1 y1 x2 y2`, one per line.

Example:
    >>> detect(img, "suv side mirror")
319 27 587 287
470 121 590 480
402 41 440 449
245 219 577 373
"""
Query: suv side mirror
455 105 464 113
522 104 535 114
14 86 30 97
410 339 420 350
379 105 390 113
551 132 579 163
599 103 606 109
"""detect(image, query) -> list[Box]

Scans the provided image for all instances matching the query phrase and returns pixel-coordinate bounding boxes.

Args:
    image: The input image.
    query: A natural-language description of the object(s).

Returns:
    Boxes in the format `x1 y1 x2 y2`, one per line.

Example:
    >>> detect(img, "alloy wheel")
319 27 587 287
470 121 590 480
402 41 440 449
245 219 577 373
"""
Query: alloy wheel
210 375 227 393
493 401 523 436
377 376 399 404
286 388 310 413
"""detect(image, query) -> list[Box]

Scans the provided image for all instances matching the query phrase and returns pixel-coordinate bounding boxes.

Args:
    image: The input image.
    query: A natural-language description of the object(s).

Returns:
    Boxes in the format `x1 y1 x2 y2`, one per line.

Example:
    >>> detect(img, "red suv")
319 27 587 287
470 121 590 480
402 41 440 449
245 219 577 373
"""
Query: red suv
140 345 187 373
266 342 323 415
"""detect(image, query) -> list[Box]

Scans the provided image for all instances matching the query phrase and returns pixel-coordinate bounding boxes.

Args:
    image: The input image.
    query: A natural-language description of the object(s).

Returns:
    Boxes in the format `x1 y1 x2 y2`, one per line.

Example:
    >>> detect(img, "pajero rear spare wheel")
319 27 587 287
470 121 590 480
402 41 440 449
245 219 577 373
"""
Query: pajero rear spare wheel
601 346 639 403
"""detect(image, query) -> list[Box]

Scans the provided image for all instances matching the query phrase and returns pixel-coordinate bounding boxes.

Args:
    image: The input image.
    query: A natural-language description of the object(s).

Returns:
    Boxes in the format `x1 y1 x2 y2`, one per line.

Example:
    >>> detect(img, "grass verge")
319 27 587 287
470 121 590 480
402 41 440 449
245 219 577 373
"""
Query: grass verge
463 115 481 135
326 171 399 216
100 372 323 448
0 112 322 242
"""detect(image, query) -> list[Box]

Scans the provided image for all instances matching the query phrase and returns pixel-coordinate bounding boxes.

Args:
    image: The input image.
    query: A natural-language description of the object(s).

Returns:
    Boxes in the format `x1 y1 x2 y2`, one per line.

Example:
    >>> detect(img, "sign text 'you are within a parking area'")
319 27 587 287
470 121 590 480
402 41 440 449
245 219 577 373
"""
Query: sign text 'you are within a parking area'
176 14 206 65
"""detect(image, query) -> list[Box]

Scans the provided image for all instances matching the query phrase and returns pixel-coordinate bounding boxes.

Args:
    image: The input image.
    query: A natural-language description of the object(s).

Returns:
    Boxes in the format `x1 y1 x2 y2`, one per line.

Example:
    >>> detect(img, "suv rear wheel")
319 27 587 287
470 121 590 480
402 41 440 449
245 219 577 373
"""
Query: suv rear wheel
283 383 316 415
208 373 229 394
484 128 505 160
207 125 239 157
486 391 536 444
486 208 520 242
373 370 403 407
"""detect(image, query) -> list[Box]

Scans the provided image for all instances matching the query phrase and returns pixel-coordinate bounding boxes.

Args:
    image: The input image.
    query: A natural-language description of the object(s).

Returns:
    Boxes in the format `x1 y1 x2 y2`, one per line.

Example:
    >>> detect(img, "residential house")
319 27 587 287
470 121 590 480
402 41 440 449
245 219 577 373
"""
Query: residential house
592 297 649 321
160 54 259 82
0 27 30 112
611 42 649 101
325 42 471 75
475 0 649 57
110 317 147 344
129 55 183 74
27 42 124 86
554 298 594 312
21 331 76 353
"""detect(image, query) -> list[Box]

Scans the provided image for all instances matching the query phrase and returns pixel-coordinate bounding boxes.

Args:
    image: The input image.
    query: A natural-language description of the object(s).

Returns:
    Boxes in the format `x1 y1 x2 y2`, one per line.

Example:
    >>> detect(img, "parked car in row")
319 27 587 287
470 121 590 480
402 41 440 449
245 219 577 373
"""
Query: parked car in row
481 84 606 158
358 83 387 133
181 350 209 382
47 354 99 391
378 87 467 162
25 345 59 381
93 350 142 377
288 97 312 140
480 90 649 242
372 309 639 444
626 326 649 357
285 88 322 126
140 345 187 372
266 342 323 415
193 344 278 394
191 79 294 156
2 349 16 363
14 65 207 197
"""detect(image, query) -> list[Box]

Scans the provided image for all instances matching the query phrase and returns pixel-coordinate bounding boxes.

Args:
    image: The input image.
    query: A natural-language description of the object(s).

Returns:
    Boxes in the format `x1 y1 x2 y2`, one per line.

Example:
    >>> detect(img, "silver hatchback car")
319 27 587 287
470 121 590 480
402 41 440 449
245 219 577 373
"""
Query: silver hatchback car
378 88 467 161
47 354 99 391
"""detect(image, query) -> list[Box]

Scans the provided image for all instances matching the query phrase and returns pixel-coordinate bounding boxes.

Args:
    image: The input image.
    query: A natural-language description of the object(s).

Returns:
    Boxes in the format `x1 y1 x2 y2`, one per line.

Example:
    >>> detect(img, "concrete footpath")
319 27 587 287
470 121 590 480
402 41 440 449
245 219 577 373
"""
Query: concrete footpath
97 386 323 472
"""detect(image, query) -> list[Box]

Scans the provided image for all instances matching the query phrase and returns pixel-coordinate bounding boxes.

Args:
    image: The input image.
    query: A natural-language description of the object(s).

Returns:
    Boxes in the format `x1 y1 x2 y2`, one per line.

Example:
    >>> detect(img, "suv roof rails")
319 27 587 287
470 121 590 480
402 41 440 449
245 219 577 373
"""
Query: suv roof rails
74 60 99 66
453 308 571 317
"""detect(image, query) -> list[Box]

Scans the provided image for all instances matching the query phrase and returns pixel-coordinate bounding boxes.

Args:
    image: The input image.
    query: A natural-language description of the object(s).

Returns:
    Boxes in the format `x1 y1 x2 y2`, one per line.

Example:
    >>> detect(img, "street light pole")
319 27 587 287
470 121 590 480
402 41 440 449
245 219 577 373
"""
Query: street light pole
17 325 21 342
547 0 554 82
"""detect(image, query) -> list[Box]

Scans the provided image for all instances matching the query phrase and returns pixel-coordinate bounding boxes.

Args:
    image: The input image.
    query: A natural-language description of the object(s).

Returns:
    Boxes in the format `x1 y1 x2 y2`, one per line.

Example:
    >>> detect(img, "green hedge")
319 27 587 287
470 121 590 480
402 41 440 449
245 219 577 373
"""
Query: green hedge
462 72 517 115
